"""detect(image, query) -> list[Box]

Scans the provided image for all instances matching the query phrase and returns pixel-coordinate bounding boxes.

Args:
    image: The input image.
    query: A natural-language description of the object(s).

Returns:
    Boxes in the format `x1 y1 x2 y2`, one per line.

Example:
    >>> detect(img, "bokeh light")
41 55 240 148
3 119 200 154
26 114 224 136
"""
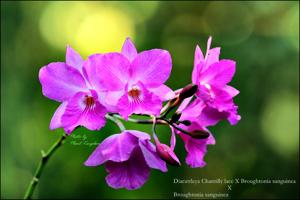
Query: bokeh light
261 92 299 158
202 2 254 45
39 2 135 56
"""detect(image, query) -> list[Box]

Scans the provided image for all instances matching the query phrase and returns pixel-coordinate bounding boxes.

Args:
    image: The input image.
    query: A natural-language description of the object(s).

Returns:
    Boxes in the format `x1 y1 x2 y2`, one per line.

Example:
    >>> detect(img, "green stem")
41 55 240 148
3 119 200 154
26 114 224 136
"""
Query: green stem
106 114 126 131
24 134 67 199
111 114 167 125
160 118 192 136
110 114 193 138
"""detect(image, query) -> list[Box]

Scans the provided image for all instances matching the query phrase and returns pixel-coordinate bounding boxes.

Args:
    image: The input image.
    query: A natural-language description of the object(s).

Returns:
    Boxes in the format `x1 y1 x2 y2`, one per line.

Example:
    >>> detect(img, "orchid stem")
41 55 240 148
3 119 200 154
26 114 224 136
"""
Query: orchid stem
111 114 167 125
24 133 67 199
160 118 192 136
152 117 157 136
109 113 192 137
106 114 126 131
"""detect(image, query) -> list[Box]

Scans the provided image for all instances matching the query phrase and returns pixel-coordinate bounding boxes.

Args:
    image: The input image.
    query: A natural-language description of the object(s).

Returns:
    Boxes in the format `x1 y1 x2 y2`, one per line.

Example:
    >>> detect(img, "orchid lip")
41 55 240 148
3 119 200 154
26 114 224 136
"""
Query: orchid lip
81 94 96 109
85 96 95 107
128 85 143 102
128 86 140 98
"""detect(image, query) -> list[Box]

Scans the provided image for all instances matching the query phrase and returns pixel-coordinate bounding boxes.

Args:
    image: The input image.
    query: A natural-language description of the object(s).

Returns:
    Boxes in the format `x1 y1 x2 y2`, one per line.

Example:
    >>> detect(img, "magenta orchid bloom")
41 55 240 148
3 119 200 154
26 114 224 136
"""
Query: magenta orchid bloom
39 46 107 134
84 130 167 190
85 38 175 119
192 37 241 125
33 37 241 195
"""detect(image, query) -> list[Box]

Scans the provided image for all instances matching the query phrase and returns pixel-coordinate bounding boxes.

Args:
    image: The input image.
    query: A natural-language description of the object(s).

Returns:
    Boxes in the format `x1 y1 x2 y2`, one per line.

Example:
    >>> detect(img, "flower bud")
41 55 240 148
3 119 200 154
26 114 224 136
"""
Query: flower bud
155 143 181 166
188 130 210 139
179 84 198 100
171 112 181 123
180 120 191 126
170 97 181 107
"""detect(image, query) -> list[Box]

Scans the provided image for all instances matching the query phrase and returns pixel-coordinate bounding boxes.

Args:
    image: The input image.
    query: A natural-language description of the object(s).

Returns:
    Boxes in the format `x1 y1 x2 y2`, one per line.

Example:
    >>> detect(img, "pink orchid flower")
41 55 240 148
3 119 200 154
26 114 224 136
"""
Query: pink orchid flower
192 37 241 125
84 38 175 119
39 46 107 134
85 130 167 190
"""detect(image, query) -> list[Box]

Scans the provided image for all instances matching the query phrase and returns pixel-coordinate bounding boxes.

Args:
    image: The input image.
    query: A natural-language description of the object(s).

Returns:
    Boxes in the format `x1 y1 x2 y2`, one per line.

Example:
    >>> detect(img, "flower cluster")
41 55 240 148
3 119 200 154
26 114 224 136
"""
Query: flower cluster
39 37 240 190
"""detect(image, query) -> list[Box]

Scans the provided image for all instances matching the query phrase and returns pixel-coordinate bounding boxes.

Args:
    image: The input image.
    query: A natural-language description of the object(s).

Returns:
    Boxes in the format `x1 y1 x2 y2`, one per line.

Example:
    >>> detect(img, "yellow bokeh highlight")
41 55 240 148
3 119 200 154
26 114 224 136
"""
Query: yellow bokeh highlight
75 9 135 55
39 2 135 57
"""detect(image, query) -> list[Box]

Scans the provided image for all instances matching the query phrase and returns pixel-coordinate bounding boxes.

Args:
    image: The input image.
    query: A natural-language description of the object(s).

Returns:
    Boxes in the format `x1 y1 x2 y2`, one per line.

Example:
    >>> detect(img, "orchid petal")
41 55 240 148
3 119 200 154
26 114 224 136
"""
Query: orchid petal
105 148 150 190
49 102 67 130
39 62 87 102
139 140 167 172
179 132 215 168
192 45 204 83
82 54 104 91
148 84 175 101
121 37 138 62
200 59 236 87
66 45 84 72
92 53 130 91
84 132 138 166
205 47 220 68
223 85 240 97
131 49 172 87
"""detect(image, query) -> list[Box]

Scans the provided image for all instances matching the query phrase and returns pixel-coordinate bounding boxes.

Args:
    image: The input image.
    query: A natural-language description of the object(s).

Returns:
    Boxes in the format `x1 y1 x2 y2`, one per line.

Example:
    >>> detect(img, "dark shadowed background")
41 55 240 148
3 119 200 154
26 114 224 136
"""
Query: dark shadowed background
1 1 299 199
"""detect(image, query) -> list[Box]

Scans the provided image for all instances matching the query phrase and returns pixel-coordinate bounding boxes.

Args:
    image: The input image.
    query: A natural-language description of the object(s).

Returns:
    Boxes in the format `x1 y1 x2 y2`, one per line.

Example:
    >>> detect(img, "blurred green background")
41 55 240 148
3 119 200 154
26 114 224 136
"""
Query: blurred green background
1 1 299 199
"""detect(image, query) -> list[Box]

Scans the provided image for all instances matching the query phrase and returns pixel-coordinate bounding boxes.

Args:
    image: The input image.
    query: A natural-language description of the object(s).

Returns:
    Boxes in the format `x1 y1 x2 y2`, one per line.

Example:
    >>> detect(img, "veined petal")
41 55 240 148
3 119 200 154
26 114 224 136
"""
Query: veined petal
39 62 87 102
192 45 204 84
82 54 104 91
205 47 220 68
180 99 206 120
85 131 138 166
105 148 150 190
92 53 130 91
131 49 172 87
199 106 229 127
194 45 205 70
49 102 67 130
223 85 239 97
139 140 167 172
61 91 106 134
148 84 175 101
127 130 151 141
205 36 212 59
200 59 236 88
170 127 176 150
103 90 124 111
179 132 215 168
121 37 138 62
66 45 84 72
